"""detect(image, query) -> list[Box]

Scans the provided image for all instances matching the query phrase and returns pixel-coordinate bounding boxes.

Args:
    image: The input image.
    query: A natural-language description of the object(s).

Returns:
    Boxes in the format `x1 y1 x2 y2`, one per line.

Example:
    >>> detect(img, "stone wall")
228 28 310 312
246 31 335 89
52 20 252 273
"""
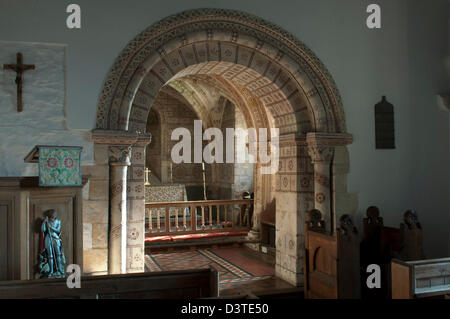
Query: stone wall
145 109 161 181
82 145 109 275
146 91 204 186
212 100 254 200
275 137 313 286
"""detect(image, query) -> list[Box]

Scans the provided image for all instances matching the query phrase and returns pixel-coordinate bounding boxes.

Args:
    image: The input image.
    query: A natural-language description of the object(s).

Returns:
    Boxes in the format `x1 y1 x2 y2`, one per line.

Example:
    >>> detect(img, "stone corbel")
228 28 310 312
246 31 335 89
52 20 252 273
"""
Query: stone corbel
437 94 450 112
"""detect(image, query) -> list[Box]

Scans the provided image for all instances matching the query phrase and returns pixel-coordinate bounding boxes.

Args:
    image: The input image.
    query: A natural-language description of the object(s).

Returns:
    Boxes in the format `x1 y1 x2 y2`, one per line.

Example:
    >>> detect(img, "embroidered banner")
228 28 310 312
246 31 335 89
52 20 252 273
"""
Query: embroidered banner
38 147 82 186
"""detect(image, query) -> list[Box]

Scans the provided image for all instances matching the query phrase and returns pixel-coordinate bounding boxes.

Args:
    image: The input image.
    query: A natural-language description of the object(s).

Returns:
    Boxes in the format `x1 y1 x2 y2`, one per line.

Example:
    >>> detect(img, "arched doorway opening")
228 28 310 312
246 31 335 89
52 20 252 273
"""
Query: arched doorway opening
92 9 355 286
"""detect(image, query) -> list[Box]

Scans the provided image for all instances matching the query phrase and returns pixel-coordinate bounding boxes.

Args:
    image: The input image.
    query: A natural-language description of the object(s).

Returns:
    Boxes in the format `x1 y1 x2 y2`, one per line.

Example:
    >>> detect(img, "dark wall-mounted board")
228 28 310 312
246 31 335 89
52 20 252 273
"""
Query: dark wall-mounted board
375 96 395 149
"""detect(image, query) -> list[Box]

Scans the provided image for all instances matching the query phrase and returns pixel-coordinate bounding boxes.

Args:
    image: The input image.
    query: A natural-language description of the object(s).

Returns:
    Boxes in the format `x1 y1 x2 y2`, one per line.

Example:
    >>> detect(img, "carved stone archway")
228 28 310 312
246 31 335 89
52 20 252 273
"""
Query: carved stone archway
92 9 356 286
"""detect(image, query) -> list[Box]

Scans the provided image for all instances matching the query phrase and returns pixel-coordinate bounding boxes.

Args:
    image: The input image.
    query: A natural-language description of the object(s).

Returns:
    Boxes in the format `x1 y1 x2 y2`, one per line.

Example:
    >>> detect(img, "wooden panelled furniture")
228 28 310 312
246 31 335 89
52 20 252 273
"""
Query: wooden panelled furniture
360 206 424 298
0 177 84 280
304 210 360 299
304 206 424 299
392 258 450 299
0 268 219 299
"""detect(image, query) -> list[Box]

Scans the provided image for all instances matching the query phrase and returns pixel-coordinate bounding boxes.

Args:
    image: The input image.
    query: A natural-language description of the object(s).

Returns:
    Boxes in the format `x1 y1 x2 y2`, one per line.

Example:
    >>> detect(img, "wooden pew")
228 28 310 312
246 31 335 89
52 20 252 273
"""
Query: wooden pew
360 207 424 298
260 198 276 251
392 258 450 299
304 210 360 299
0 268 219 299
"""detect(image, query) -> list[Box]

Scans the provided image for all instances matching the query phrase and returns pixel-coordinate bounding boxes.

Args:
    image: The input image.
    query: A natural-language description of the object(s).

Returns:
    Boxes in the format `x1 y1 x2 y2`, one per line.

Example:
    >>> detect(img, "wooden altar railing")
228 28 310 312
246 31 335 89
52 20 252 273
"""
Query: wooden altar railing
145 199 253 237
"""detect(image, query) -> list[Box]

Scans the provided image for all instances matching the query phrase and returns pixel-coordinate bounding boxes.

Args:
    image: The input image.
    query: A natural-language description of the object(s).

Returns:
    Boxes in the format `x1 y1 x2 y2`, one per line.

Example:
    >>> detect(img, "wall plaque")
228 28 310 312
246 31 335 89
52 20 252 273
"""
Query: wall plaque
375 96 395 149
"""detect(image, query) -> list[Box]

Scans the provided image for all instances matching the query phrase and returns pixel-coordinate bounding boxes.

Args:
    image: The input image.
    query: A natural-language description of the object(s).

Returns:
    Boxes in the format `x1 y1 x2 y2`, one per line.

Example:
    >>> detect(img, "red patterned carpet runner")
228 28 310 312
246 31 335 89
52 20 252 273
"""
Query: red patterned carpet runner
145 248 274 291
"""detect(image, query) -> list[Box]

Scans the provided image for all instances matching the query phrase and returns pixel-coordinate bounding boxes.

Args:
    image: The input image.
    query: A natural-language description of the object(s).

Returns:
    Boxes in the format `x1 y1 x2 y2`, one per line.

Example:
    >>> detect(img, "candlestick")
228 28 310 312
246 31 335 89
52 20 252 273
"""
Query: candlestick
170 162 173 184
202 162 207 200
144 168 151 186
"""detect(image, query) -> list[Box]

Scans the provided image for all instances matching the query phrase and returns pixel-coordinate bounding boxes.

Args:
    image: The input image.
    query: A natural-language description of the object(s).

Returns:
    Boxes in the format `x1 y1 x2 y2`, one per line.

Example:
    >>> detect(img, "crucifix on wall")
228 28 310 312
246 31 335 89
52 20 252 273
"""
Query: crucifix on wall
3 52 35 112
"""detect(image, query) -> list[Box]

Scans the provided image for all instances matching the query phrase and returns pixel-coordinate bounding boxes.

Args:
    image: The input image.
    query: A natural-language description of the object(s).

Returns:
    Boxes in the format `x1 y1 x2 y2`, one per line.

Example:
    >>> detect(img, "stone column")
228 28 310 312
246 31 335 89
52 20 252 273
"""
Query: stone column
306 133 353 233
275 134 311 287
108 145 132 274
126 134 151 273
91 129 152 275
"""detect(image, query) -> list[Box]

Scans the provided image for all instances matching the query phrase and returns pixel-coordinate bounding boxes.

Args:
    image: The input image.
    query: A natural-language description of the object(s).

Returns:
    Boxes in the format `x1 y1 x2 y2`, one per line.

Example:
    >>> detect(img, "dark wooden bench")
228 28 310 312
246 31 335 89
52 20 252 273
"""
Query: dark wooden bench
0 268 219 299
304 206 424 299
360 206 423 299
303 210 360 299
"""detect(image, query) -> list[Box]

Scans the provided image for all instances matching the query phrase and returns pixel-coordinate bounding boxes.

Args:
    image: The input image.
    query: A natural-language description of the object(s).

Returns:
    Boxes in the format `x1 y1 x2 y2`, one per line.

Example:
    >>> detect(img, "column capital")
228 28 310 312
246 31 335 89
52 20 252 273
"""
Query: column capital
109 145 132 166
306 132 353 163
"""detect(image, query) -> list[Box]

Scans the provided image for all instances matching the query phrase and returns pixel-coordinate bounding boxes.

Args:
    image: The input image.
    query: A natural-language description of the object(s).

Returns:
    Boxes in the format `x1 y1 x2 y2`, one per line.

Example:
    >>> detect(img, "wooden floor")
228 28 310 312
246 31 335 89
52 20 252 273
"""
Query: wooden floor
145 244 303 298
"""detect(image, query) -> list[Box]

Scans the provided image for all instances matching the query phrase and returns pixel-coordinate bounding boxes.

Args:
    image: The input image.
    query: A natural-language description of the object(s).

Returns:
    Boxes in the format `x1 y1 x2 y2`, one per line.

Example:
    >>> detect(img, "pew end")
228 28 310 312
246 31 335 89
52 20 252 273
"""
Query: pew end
304 211 360 299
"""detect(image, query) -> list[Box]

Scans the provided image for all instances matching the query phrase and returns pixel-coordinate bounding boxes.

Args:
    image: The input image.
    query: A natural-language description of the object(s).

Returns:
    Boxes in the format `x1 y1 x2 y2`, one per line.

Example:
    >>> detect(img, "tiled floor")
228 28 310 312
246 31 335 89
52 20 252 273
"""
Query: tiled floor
145 245 296 296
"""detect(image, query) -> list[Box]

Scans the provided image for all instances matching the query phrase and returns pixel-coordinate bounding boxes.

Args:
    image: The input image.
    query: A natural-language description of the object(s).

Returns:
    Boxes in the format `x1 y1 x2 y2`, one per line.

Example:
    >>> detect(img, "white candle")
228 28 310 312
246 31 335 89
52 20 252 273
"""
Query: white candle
202 162 205 171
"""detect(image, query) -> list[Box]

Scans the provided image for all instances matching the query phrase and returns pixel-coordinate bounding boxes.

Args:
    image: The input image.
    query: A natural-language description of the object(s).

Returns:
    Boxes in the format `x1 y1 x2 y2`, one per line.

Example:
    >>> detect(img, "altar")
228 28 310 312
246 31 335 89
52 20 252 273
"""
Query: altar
145 184 187 203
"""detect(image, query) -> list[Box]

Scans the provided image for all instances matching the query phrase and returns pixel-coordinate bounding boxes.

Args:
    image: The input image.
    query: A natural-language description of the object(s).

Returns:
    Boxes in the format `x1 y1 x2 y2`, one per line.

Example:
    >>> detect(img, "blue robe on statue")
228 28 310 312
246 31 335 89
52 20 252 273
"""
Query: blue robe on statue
40 216 66 278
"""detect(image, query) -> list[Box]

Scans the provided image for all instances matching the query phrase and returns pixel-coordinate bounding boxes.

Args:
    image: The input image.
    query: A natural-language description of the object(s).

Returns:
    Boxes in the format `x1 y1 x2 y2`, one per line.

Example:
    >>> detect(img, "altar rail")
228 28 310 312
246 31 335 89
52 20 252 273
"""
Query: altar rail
145 199 253 237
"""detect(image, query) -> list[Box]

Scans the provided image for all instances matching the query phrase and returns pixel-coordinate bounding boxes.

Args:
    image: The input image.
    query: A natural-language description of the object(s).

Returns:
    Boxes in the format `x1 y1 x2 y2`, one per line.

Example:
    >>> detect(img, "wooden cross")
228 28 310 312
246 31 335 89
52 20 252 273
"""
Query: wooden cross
3 52 35 112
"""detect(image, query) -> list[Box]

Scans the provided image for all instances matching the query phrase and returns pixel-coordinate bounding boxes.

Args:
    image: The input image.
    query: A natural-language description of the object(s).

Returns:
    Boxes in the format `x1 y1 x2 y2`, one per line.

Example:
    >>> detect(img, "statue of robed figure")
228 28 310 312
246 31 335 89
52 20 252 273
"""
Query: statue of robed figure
39 209 66 278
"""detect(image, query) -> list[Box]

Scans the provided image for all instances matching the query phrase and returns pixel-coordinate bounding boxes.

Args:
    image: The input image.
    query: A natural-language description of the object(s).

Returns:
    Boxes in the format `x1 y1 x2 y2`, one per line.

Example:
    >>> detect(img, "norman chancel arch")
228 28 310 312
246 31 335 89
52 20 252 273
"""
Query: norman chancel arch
91 9 356 286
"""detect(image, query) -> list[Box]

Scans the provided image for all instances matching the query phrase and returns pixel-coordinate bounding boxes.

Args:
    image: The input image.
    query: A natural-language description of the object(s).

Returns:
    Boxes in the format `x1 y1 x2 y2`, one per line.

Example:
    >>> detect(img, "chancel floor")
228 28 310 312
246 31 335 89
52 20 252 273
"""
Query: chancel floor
144 245 298 297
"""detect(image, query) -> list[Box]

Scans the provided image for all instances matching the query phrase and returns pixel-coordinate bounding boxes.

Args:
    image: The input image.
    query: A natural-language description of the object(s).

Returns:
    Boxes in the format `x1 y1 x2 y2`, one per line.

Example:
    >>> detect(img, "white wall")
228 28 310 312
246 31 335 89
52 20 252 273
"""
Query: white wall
407 1 450 257
0 0 448 256
0 41 92 176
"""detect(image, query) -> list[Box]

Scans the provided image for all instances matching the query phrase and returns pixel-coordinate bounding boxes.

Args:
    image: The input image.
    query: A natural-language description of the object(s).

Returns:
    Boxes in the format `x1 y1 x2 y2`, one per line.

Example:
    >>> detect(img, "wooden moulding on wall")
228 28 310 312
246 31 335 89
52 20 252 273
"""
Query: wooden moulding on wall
375 96 395 149
0 176 87 280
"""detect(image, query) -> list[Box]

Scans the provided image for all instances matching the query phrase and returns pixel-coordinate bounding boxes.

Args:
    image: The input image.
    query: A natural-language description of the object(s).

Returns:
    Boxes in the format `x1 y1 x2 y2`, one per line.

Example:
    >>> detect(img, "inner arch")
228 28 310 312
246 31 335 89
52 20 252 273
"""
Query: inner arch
130 60 315 135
